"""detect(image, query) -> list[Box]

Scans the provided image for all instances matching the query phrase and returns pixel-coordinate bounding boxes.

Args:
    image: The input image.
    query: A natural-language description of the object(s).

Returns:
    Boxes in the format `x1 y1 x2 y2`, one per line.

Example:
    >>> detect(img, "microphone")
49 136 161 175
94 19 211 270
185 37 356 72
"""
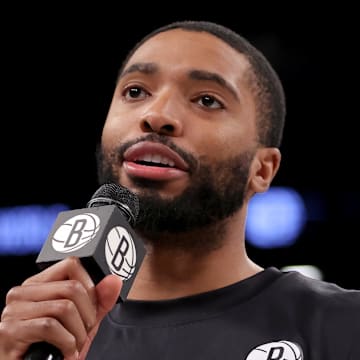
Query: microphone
24 182 146 360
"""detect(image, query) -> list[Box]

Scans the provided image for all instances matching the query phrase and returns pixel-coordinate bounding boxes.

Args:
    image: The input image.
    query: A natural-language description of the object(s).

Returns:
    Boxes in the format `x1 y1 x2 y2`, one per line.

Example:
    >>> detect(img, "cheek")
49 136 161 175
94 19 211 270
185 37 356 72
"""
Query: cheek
101 123 114 145
101 120 124 151
192 126 243 162
101 106 134 147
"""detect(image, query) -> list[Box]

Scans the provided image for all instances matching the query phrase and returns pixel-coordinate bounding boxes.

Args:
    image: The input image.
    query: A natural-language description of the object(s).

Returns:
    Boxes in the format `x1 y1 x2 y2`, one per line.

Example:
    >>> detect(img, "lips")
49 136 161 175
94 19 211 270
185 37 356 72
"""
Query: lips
122 141 189 181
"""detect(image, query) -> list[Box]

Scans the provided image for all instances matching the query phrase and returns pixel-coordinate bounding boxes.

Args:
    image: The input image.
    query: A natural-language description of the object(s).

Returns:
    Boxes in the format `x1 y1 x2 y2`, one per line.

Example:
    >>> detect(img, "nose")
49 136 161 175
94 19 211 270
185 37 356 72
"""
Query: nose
140 91 184 136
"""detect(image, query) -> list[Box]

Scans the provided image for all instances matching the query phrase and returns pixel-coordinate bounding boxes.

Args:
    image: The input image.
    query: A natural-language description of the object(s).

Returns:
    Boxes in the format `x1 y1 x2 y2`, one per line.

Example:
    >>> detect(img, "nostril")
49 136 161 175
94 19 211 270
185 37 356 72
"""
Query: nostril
142 121 153 131
141 119 176 135
162 124 174 133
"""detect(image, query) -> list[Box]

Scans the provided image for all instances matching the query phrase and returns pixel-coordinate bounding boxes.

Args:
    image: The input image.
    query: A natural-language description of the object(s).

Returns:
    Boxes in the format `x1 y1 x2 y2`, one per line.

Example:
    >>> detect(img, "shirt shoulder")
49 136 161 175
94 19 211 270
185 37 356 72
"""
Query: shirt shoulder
274 269 360 323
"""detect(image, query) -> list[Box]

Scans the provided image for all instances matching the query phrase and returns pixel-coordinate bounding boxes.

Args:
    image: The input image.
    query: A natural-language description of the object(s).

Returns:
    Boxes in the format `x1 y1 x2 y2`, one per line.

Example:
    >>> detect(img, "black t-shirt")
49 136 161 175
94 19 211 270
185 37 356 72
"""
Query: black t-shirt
87 267 360 359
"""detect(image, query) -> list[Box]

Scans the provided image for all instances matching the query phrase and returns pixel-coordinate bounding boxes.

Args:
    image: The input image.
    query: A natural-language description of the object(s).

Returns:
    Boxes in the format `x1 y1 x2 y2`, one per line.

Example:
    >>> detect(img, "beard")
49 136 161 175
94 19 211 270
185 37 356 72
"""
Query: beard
96 134 254 252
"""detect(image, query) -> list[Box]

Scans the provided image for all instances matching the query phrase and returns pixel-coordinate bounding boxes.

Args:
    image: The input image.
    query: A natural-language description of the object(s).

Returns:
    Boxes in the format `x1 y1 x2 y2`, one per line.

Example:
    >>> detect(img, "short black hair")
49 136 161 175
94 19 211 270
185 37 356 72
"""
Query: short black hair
118 20 286 148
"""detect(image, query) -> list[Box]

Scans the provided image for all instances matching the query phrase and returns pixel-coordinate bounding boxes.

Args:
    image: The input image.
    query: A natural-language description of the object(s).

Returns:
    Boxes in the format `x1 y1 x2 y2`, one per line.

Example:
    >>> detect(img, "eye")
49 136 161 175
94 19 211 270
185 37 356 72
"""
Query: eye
196 95 224 109
123 86 149 101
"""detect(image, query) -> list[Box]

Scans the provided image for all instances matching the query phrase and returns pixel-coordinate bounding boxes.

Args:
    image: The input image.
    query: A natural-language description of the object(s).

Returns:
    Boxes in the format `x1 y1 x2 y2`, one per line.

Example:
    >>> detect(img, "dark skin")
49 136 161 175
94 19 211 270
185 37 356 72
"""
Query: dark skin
0 29 281 359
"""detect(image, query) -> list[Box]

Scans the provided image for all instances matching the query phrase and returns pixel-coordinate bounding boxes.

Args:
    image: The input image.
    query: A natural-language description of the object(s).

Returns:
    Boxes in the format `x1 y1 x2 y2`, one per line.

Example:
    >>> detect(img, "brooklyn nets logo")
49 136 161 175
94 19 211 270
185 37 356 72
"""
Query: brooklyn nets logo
105 226 137 281
52 213 100 252
246 340 303 360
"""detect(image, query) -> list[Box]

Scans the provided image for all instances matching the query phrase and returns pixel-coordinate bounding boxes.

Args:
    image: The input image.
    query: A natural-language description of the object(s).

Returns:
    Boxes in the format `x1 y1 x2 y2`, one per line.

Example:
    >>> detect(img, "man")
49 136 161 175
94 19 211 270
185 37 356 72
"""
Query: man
1 20 359 360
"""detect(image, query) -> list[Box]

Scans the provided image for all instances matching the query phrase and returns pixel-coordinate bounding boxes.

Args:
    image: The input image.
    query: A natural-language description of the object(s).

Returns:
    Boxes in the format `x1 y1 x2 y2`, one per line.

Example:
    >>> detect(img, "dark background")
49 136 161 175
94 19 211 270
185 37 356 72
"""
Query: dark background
1 5 359 311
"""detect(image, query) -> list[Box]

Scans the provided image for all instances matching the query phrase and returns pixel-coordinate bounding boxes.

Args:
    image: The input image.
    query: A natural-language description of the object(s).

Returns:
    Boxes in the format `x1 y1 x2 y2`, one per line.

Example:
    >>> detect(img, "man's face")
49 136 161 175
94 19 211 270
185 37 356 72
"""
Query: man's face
98 29 259 238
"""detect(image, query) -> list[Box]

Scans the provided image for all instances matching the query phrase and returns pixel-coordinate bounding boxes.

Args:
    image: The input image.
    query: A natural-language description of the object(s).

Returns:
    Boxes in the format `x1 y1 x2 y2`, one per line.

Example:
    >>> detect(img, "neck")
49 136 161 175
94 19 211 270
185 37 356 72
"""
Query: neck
128 211 263 300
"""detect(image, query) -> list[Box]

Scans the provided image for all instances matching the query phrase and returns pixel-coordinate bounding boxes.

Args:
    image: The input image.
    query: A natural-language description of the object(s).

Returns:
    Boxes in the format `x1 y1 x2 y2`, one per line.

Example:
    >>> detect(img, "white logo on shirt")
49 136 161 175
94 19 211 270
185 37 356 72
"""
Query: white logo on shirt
245 340 303 359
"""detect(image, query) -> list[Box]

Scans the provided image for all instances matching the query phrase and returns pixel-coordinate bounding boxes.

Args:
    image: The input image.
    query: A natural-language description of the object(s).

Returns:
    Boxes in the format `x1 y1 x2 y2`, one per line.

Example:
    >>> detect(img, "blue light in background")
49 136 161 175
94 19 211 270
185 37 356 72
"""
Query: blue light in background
246 187 307 248
0 204 69 255
0 187 311 254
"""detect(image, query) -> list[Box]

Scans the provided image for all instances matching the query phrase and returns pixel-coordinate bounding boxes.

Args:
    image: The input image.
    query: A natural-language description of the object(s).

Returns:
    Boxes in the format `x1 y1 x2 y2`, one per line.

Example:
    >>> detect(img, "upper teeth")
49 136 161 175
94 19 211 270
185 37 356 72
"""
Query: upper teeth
136 154 175 167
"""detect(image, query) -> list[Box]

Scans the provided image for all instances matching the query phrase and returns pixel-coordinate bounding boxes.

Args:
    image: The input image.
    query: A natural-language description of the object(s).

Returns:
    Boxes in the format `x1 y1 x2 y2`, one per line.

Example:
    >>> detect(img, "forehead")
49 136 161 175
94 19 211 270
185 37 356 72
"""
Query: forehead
123 28 251 83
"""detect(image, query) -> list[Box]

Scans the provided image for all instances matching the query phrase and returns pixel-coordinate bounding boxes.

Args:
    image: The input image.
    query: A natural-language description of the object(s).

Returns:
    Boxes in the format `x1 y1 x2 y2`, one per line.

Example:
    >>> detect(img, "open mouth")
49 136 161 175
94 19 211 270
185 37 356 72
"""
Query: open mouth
123 141 189 180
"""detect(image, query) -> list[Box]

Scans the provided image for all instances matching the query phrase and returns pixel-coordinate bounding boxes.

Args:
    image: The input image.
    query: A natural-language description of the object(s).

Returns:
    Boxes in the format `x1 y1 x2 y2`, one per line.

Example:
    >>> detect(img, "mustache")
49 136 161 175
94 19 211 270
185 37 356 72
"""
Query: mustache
115 133 199 173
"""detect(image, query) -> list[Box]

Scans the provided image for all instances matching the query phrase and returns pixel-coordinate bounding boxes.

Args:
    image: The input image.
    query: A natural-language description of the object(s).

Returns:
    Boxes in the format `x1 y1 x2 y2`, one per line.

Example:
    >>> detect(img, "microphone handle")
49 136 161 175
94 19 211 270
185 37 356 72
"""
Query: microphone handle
23 342 63 360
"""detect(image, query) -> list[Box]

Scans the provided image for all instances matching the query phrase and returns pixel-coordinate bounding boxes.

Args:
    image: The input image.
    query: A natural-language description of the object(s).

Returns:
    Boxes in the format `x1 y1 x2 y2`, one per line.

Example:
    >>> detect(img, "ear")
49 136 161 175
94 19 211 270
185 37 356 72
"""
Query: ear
248 147 281 194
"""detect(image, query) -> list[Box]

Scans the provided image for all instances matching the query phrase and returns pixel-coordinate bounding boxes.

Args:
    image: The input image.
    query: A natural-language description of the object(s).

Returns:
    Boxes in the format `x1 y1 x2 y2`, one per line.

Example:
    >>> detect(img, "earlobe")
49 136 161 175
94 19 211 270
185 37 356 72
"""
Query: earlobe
249 148 281 193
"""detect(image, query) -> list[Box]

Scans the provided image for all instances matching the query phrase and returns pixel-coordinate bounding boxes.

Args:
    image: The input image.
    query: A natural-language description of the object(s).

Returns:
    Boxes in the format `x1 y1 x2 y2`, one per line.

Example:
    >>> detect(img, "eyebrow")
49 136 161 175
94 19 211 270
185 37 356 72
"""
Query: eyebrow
119 62 158 80
189 70 239 101
118 62 239 101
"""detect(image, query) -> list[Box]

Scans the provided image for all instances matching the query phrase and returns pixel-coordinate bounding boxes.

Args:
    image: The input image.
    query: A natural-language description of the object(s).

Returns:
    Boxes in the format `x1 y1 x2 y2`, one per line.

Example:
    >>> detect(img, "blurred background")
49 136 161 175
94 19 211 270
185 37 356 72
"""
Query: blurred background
1 4 359 311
